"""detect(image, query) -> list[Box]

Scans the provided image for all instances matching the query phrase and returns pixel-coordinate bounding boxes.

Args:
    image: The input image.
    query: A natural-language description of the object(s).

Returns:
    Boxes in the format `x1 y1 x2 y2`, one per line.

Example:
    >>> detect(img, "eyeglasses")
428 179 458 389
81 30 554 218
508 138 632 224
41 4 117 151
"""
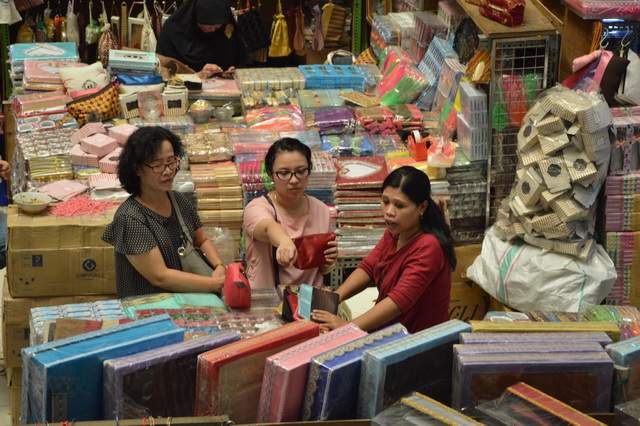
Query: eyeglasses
274 168 311 181
145 156 180 174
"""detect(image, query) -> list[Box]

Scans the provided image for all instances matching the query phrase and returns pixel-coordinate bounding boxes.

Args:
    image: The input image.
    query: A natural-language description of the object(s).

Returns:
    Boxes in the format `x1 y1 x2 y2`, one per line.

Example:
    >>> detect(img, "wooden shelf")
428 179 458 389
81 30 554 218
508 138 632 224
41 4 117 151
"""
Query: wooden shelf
456 0 557 38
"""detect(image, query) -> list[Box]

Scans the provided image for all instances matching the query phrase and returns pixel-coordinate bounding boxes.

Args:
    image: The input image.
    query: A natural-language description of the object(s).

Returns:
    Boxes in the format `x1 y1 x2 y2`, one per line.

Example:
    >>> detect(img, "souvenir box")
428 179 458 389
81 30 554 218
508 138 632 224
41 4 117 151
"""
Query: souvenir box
454 341 604 356
103 331 240 419
257 324 367 422
477 382 605 425
21 315 183 423
469 321 621 341
372 392 482 426
607 335 640 405
358 319 471 418
460 331 613 346
336 156 388 189
452 351 614 412
303 324 408 421
195 321 319 423
10 43 79 69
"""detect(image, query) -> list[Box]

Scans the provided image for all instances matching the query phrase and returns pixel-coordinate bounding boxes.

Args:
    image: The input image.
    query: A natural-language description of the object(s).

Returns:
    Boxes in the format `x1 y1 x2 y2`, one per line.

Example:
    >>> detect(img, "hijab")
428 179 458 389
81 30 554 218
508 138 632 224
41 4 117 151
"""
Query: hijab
157 0 247 71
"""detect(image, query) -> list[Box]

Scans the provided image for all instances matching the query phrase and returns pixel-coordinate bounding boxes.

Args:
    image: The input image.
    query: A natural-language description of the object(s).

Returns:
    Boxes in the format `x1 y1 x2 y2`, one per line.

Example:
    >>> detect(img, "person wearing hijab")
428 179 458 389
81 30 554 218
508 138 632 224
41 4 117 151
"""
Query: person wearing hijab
157 0 248 77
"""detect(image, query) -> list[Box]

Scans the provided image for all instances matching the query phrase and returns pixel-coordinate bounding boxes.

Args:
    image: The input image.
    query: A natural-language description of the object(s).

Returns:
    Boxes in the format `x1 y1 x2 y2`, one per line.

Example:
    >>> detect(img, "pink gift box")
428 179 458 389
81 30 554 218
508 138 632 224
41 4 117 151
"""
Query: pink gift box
108 124 138 146
70 144 99 167
81 133 118 157
71 122 106 145
99 147 123 174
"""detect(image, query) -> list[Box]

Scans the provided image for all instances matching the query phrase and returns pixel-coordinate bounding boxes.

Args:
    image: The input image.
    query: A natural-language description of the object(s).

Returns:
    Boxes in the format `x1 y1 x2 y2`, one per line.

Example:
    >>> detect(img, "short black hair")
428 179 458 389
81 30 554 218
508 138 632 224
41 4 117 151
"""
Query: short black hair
118 126 184 196
264 138 312 176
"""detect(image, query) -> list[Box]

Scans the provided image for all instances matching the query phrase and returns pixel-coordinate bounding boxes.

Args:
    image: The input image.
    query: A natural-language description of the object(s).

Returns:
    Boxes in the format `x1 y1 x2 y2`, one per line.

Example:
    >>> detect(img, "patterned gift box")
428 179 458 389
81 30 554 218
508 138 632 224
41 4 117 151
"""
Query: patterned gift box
455 341 604 356
257 324 367 422
81 133 118 157
452 351 613 412
70 144 99 168
21 315 183 423
358 319 471 418
71 122 106 145
103 331 240 419
99 147 123 174
108 124 138 146
469 321 621 341
195 321 319 423
460 332 613 346
302 324 408 421
373 391 483 425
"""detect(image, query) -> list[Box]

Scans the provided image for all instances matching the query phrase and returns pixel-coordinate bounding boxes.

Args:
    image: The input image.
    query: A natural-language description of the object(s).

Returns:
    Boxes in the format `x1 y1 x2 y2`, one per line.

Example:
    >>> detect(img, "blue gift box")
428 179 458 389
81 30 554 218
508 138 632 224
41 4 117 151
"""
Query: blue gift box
607 335 640 405
9 43 79 68
358 319 471 418
303 323 408 421
22 314 183 423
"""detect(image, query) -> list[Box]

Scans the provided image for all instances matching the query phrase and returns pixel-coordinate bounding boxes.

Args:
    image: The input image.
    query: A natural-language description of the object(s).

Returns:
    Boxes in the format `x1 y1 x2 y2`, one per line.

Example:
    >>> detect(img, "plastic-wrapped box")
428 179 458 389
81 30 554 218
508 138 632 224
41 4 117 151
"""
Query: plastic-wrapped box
607 335 640 406
22 315 183 423
616 398 640 425
241 88 298 112
372 392 482 425
303 324 408 421
183 132 233 163
563 0 640 19
257 324 367 422
457 113 488 161
103 332 240 419
299 65 367 91
358 320 471 417
438 0 466 42
460 82 487 128
195 321 319 423
298 89 349 112
460 331 613 346
235 67 305 92
477 382 606 425
321 133 374 157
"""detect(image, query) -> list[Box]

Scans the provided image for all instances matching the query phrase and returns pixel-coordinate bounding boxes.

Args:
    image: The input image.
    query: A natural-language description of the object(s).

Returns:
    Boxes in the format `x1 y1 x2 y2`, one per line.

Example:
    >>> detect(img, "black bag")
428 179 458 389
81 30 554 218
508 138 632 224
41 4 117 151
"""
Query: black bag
235 2 270 52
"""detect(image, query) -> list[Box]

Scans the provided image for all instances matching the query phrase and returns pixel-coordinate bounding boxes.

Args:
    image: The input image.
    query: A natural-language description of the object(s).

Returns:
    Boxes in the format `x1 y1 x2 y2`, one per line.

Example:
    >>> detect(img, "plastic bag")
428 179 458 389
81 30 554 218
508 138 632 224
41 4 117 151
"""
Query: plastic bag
467 227 616 312
66 0 80 44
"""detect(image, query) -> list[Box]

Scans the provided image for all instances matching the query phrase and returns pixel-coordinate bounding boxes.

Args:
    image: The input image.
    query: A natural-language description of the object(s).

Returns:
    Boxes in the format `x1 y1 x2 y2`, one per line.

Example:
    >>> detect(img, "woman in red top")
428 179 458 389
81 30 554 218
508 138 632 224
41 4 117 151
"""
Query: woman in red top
312 166 456 333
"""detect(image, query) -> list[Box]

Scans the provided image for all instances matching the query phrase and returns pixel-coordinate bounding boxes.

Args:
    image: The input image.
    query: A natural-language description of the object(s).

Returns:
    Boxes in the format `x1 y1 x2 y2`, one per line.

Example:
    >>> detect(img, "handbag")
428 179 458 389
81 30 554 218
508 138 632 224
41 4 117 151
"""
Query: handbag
85 0 101 45
235 0 270 52
168 192 216 277
268 0 291 58
140 0 157 52
66 0 80 44
292 232 335 270
223 262 251 309
67 82 121 126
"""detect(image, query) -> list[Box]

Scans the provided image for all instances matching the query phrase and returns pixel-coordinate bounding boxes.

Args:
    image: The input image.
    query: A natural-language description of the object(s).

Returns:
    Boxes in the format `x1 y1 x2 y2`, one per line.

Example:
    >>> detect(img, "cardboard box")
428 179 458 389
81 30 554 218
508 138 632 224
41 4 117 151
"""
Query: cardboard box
7 368 21 425
449 281 490 322
8 246 116 297
2 279 114 368
7 206 113 251
452 244 482 282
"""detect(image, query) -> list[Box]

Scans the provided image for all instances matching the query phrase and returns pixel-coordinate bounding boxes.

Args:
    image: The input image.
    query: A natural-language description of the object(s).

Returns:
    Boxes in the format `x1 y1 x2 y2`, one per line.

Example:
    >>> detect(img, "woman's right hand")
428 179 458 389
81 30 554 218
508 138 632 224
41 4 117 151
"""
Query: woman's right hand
198 63 223 79
276 238 297 267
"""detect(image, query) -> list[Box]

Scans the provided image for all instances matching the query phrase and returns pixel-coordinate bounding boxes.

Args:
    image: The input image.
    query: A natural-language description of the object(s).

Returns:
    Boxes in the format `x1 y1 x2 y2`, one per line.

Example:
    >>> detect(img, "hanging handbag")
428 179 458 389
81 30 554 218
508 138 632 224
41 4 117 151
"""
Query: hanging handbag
311 5 324 52
268 0 291 57
235 0 270 53
66 0 80 44
85 0 101 44
292 6 305 54
140 0 157 52
168 192 215 277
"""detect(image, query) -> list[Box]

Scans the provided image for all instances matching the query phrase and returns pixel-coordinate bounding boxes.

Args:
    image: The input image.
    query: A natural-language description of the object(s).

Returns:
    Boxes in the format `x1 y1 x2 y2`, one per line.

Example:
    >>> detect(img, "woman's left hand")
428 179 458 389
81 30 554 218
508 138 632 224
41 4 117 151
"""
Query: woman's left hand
323 239 338 269
312 309 347 333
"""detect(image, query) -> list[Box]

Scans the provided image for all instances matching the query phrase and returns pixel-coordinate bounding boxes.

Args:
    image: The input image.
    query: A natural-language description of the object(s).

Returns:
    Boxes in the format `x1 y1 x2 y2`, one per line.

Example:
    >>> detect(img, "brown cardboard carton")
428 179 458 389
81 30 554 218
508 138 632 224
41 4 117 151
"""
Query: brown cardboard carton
7 368 21 425
452 244 482 282
449 281 490 322
7 206 113 251
8 246 116 297
2 279 114 368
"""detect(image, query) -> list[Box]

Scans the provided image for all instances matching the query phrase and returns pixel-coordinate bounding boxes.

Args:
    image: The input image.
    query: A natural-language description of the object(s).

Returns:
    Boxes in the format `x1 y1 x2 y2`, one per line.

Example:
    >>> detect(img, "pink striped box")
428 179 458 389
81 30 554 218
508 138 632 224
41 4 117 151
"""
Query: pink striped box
81 133 118 157
71 122 106 145
70 144 99 167
99 147 123 174
257 324 367 422
108 124 138 146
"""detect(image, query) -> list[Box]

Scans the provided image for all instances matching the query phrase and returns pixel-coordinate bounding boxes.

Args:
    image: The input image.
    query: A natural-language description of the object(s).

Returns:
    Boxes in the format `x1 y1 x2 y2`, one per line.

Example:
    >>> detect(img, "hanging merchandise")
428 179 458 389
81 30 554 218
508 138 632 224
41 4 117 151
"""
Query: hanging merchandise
44 1 55 40
97 18 119 67
235 0 270 53
120 1 128 49
321 0 346 44
0 0 21 25
140 1 157 52
268 0 291 57
312 5 324 52
17 16 34 43
34 14 47 41
66 0 80 44
293 6 305 54
85 1 101 45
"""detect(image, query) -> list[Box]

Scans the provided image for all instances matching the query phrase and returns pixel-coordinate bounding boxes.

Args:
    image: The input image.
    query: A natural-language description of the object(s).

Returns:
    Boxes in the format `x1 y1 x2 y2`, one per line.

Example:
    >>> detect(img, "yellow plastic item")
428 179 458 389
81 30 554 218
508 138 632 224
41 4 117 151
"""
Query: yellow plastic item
268 0 292 57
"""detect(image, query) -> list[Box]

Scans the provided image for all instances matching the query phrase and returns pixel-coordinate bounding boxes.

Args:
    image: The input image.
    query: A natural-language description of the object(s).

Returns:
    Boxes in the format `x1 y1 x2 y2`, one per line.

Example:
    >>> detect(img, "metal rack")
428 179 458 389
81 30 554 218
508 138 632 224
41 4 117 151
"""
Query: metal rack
485 34 560 224
329 257 363 288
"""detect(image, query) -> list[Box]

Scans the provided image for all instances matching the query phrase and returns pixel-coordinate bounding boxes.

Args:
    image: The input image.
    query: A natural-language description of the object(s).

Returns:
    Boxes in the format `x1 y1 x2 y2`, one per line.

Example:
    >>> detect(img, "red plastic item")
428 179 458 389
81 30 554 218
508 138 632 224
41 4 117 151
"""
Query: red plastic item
293 232 336 270
480 0 525 27
223 263 252 309
407 130 428 161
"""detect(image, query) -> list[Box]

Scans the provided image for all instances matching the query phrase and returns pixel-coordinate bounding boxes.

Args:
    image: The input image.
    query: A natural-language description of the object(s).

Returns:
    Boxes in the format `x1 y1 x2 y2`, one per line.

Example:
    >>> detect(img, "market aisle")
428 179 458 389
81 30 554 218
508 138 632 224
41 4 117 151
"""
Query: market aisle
0 266 11 424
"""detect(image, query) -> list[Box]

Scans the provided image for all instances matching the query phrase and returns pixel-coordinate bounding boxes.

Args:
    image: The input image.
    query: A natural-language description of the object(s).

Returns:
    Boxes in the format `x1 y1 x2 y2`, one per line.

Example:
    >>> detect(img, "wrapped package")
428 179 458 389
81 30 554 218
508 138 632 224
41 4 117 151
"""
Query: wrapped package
606 335 640 405
460 331 613 346
358 320 471 417
195 321 319 423
372 392 482 426
477 382 606 425
22 315 184 423
257 324 367 422
103 332 240 419
452 351 613 412
303 324 409 421
469 320 620 341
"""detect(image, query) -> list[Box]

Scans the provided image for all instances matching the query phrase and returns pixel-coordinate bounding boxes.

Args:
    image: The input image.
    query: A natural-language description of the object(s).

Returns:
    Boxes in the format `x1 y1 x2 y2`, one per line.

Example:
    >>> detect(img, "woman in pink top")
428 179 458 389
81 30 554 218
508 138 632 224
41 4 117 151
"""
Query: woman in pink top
243 138 337 289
